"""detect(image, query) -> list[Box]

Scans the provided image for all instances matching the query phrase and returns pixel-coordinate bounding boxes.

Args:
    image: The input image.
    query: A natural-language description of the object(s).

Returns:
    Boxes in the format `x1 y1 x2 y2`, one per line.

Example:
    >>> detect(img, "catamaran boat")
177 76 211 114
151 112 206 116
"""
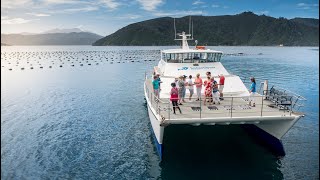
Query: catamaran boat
143 31 305 160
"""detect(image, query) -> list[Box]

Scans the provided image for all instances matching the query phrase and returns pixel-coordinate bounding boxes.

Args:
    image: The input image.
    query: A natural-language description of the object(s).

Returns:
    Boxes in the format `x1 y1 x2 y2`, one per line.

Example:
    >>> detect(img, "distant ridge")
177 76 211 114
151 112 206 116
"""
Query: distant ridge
93 12 319 46
1 28 103 45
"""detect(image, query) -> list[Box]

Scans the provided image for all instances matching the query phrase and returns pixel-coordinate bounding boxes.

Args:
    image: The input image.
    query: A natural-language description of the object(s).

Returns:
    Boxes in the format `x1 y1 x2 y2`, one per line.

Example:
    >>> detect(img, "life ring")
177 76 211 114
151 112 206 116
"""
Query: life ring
196 46 205 50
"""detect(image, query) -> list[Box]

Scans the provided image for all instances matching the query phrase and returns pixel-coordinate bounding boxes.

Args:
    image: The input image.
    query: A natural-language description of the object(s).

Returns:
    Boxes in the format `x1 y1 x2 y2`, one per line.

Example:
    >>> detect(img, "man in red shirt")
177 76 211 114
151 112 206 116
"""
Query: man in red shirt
218 74 225 100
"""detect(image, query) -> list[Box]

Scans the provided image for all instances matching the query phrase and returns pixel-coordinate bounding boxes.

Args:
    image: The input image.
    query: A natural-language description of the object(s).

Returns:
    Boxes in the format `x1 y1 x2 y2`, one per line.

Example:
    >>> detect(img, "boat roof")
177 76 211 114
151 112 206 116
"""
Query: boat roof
161 48 223 54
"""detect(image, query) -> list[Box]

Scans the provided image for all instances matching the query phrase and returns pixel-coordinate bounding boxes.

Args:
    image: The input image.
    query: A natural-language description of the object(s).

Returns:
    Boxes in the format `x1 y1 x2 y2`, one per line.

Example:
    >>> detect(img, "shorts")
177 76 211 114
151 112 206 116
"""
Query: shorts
219 85 224 92
189 89 194 95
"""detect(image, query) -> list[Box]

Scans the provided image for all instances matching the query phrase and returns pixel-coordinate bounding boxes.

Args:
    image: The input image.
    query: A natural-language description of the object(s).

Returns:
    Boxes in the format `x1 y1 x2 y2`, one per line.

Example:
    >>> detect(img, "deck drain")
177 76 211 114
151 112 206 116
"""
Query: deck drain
191 107 201 111
208 106 218 110
223 105 236 110
238 105 251 109
241 97 249 101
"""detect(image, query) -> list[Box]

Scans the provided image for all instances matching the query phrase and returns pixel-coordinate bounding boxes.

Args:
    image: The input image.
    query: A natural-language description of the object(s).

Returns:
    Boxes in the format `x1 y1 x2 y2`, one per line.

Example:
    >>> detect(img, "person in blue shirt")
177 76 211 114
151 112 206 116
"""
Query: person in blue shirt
249 77 256 107
152 75 160 97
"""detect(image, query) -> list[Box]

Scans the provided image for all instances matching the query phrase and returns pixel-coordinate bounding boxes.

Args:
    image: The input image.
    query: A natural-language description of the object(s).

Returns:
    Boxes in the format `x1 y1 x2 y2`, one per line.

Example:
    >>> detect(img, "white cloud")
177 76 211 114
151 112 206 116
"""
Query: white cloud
52 6 99 13
136 0 163 11
192 0 204 5
212 4 219 8
116 14 142 20
41 0 84 5
26 13 51 17
257 11 269 15
99 0 121 10
152 10 205 17
1 0 33 9
1 16 9 20
296 2 319 9
1 17 38 24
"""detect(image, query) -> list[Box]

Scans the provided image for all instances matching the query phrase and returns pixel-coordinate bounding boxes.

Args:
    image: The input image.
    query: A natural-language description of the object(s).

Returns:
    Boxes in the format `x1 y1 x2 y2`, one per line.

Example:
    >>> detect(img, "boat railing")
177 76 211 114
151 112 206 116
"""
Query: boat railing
262 85 306 111
145 83 305 123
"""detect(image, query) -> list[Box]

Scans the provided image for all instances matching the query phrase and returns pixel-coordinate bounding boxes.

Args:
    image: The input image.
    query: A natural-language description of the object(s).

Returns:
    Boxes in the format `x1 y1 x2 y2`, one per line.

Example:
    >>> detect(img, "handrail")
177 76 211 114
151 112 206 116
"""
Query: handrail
145 77 305 123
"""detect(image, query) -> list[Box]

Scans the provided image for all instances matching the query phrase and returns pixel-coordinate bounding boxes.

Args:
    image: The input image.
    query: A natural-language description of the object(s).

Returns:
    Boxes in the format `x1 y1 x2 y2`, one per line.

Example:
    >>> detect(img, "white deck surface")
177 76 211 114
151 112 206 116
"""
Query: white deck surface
146 80 300 124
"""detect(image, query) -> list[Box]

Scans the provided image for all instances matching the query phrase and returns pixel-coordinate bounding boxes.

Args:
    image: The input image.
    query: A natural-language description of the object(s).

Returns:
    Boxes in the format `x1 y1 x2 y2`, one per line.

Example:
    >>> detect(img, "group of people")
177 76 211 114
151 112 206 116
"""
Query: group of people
152 72 257 114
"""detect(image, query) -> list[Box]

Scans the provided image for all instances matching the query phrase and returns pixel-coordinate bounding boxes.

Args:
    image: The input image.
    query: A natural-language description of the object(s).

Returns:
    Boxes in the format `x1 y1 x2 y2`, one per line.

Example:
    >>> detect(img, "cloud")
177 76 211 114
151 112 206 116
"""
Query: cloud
51 6 99 13
41 0 84 5
26 13 51 17
1 0 33 9
1 17 38 24
136 0 163 11
296 3 319 9
152 10 205 17
1 16 9 20
116 14 142 20
257 11 269 15
192 0 204 5
212 4 219 8
99 0 121 10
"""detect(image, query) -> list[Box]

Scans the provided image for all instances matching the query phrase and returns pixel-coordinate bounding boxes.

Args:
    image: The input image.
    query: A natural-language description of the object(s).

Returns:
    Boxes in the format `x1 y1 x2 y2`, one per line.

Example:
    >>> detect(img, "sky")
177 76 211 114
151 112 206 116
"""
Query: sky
1 0 319 36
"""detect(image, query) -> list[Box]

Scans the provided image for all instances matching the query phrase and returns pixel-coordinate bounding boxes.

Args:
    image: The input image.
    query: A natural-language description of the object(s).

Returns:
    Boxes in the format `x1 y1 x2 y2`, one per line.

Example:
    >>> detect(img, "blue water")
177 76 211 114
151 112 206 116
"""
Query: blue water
1 46 319 179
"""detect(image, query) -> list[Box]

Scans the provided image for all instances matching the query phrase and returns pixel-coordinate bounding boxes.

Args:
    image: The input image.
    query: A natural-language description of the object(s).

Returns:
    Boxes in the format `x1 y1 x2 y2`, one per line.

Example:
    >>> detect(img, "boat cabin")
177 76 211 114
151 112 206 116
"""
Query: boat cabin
161 50 222 63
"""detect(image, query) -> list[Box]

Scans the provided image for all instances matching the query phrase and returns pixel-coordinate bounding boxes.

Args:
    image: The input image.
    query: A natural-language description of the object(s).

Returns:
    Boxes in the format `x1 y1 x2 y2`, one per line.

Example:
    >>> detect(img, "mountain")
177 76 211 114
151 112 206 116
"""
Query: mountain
42 28 85 34
1 30 103 45
93 12 319 46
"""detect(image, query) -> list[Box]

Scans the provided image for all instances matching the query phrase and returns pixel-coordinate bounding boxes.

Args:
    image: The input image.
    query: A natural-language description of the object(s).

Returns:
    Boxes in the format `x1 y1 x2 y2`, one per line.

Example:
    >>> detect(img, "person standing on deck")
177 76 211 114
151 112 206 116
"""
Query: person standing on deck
178 76 185 105
218 74 225 100
187 75 194 101
212 77 220 104
249 77 256 107
170 83 182 114
206 71 213 102
157 74 162 91
152 75 160 98
203 76 213 105
182 75 187 103
194 73 203 101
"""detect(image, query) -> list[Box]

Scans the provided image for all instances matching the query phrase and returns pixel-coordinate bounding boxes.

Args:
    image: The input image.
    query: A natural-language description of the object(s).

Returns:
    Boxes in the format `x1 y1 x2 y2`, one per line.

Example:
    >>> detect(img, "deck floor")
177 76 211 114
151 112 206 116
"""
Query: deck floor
146 80 296 122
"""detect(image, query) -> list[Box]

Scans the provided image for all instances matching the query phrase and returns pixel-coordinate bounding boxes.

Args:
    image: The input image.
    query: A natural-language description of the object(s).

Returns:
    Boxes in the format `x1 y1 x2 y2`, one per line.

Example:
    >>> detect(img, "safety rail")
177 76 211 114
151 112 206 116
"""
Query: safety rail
263 85 306 111
145 85 305 123
145 73 306 123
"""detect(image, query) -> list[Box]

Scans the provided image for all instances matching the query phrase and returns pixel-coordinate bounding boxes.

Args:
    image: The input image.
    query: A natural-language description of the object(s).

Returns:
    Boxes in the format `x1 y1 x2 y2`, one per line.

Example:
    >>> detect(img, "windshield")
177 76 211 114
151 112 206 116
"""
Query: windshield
162 52 222 63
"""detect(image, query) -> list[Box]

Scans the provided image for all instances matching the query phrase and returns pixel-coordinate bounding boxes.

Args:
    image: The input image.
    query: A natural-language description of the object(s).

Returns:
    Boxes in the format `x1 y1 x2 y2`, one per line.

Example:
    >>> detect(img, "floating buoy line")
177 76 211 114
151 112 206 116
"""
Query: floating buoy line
1 50 159 71
1 50 261 71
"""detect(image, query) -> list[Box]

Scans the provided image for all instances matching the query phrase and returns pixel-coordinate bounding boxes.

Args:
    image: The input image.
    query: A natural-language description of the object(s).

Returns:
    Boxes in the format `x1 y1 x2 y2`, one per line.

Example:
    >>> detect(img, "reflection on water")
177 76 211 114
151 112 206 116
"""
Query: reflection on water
1 46 319 179
161 125 283 179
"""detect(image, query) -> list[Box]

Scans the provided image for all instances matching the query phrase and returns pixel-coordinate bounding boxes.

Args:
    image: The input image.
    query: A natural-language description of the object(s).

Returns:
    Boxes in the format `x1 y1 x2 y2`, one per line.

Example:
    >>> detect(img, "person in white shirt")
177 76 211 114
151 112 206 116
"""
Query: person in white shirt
187 75 194 101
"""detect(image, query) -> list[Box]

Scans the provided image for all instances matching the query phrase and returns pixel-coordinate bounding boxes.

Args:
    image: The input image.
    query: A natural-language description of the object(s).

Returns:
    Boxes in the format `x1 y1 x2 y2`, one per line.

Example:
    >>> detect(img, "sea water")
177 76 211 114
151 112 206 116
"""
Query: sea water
1 46 319 179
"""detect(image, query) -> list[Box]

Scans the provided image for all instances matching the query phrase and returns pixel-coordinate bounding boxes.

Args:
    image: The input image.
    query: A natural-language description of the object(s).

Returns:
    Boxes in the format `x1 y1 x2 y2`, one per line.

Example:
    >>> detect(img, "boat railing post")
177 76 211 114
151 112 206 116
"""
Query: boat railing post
200 95 202 119
231 97 233 118
261 95 264 117
151 92 153 107
158 99 161 119
168 102 170 120
290 99 292 116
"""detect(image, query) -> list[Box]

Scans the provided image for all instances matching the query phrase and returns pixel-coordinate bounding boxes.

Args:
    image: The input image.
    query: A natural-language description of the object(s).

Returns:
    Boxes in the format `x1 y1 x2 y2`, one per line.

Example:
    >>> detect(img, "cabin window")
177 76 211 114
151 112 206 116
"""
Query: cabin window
164 52 222 63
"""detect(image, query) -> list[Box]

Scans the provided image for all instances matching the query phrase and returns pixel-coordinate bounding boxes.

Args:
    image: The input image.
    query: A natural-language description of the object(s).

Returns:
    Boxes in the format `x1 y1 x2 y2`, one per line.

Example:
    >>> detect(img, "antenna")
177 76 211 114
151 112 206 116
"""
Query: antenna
192 20 194 39
174 18 176 39
189 16 191 35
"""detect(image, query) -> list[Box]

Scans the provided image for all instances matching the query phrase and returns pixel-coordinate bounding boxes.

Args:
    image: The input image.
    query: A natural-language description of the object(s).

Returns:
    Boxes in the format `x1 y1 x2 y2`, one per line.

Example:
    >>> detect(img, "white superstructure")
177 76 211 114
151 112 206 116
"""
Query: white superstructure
144 31 305 160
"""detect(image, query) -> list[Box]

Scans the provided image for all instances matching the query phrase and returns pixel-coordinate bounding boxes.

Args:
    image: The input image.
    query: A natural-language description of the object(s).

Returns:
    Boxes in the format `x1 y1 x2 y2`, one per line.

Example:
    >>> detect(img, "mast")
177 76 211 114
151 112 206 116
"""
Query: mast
173 16 193 49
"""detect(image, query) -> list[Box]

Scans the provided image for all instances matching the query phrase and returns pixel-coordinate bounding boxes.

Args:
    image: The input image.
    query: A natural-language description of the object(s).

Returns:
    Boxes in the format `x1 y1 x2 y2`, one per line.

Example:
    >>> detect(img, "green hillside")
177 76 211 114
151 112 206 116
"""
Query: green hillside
93 12 319 46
